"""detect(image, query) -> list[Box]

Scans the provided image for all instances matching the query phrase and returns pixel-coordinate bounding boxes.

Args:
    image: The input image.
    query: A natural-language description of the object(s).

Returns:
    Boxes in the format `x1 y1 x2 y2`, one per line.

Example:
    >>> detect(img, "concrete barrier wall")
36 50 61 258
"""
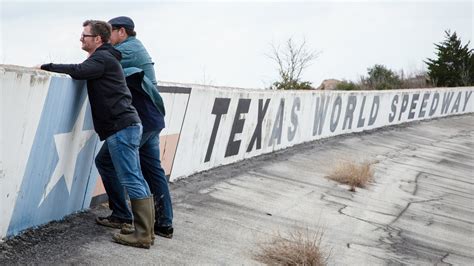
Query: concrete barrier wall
0 66 191 239
1 65 473 239
170 87 473 180
0 66 99 238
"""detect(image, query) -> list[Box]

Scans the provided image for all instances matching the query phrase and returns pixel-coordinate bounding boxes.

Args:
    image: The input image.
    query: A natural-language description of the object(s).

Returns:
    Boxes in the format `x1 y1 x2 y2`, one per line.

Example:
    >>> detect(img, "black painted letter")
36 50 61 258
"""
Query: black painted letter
225 99 251 157
463 91 472 111
419 93 430 118
313 96 330 136
343 95 357 130
408 93 419 119
247 99 270 152
450 92 461 113
269 99 285 146
398 94 409 121
388 95 399 122
368 95 379 126
357 96 367 128
441 92 454 114
205 98 231 162
288 97 300 142
429 92 439 116
330 96 342 132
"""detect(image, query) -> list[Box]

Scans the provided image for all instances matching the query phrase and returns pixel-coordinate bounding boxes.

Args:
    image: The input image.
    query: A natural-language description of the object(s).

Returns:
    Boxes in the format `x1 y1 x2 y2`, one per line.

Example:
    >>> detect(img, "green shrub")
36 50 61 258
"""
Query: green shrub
363 64 402 90
271 79 313 90
335 80 360 90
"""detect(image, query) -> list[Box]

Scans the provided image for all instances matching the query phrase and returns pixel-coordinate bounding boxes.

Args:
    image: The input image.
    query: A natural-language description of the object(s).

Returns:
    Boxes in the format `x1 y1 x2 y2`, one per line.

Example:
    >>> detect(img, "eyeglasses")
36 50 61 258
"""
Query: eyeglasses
81 34 98 40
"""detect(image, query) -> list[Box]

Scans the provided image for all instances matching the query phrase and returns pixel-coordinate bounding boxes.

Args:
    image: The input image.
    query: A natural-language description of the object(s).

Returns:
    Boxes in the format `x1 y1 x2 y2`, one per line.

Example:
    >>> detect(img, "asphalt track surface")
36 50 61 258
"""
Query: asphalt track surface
1 114 473 265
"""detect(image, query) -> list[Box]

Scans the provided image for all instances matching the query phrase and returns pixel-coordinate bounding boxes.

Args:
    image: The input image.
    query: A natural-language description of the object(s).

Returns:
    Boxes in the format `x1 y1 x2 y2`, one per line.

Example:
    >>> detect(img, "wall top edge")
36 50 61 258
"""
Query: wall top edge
184 85 474 95
2 64 473 93
0 64 68 78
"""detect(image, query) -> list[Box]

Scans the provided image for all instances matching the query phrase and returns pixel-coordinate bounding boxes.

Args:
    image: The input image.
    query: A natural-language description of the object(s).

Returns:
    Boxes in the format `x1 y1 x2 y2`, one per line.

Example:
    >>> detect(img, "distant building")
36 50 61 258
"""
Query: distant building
316 79 341 90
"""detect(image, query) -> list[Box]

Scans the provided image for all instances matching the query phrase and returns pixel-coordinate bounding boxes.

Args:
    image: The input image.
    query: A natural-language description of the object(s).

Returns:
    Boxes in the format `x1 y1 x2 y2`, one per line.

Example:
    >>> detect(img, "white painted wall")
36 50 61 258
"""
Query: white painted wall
0 66 52 239
160 93 190 136
170 87 473 180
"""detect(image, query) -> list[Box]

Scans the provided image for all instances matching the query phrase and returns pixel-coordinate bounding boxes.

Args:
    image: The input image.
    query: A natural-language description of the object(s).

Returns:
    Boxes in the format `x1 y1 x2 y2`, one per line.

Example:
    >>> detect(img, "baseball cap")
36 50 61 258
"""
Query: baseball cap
108 16 134 30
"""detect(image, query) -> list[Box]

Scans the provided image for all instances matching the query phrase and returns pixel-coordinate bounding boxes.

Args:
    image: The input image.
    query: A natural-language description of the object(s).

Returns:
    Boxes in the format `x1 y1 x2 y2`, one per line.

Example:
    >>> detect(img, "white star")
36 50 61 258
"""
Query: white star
38 99 95 206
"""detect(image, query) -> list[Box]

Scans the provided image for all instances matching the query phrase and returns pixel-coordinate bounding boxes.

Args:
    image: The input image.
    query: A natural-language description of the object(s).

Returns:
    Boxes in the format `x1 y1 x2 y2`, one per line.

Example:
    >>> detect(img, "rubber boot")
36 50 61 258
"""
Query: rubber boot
120 196 156 246
113 197 153 249
151 196 156 244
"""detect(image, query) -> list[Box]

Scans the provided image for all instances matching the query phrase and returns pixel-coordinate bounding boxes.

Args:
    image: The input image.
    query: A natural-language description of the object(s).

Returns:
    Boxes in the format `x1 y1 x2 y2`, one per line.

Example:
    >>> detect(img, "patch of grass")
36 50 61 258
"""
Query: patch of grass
253 228 328 266
326 160 376 191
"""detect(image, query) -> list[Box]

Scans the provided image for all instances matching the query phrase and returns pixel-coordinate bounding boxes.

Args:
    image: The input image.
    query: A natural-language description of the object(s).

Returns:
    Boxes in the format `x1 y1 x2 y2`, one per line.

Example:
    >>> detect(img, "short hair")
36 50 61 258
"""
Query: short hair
124 27 137 37
112 26 137 37
83 20 112 43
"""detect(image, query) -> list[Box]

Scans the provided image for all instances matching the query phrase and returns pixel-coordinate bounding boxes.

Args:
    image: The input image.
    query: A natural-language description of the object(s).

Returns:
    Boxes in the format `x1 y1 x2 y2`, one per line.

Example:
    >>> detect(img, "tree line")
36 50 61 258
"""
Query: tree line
271 30 474 90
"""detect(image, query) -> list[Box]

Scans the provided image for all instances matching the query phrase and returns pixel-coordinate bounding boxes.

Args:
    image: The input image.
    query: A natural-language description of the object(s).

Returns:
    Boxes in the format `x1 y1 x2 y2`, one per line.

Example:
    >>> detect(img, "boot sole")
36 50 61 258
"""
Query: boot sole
117 230 155 246
112 236 151 249
156 232 173 239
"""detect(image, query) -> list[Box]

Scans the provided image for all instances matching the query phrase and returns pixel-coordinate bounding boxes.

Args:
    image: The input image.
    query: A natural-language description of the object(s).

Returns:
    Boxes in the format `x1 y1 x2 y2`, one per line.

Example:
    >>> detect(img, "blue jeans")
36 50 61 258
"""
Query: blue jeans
95 124 151 221
96 129 173 226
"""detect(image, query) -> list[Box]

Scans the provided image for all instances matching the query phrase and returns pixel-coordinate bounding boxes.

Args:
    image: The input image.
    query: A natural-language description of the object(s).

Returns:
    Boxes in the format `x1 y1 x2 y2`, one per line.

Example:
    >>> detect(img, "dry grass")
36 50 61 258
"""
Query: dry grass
253 228 328 266
326 160 376 191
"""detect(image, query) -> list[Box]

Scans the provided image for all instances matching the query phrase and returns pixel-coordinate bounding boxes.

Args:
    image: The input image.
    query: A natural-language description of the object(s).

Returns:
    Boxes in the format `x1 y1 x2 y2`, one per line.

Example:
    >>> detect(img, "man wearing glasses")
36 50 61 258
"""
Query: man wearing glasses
95 16 174 240
39 20 154 249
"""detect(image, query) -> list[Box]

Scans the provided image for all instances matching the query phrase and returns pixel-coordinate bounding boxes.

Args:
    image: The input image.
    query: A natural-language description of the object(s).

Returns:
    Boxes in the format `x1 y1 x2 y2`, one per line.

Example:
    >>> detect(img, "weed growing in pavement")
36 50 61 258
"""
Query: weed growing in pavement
253 227 328 266
326 160 377 191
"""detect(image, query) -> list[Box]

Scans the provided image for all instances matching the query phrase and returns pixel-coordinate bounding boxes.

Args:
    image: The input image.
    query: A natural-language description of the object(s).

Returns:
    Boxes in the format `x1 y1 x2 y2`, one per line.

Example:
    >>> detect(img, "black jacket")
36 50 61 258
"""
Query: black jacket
41 43 141 140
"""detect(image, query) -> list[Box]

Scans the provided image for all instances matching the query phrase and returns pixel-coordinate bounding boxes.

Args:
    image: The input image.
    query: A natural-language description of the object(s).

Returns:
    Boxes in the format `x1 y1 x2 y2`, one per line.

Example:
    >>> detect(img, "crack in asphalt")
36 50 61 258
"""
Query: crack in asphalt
389 198 443 226
440 252 452 266
320 194 386 230
412 172 425 196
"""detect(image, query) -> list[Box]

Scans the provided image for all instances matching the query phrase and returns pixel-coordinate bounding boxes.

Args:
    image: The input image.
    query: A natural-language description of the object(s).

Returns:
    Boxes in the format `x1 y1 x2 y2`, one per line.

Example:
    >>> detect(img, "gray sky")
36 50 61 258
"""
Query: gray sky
1 0 472 88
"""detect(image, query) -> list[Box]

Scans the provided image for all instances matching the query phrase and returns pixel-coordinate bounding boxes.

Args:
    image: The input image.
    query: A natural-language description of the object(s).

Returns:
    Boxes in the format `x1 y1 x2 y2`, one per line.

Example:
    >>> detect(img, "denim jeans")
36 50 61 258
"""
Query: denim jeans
95 124 151 221
96 128 173 226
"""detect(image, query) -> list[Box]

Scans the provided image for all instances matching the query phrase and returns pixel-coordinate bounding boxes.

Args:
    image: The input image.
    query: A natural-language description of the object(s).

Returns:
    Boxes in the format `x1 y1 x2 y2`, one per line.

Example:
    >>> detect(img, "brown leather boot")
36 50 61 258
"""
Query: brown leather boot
112 196 153 249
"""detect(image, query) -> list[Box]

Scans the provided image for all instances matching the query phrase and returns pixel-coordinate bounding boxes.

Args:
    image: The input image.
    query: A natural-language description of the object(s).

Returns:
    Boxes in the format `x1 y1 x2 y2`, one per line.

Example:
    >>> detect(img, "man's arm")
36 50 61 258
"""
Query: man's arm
41 54 105 80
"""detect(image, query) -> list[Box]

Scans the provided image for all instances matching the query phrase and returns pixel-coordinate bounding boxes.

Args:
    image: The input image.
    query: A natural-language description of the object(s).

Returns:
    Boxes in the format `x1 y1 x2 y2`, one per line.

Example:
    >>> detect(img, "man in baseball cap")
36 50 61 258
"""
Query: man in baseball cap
95 16 174 245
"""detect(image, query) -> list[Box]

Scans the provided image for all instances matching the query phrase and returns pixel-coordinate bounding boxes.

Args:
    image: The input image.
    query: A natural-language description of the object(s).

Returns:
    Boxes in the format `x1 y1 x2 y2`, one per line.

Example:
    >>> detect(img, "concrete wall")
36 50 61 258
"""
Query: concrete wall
171 86 473 180
1 66 98 238
1 64 473 239
0 66 191 238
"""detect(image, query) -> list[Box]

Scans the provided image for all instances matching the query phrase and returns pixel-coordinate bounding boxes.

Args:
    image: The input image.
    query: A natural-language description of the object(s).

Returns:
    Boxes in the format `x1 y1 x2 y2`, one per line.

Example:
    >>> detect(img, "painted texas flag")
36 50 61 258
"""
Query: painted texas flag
7 76 100 236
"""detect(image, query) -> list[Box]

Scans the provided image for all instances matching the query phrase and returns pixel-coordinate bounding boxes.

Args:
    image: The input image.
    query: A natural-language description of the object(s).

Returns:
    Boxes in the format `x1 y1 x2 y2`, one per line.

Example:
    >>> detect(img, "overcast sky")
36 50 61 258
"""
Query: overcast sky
1 0 472 88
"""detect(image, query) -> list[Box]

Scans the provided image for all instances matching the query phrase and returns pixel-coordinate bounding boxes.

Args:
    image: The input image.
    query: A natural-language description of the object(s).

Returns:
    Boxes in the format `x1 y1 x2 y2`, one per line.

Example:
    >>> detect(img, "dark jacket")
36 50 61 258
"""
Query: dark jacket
41 43 141 140
126 72 164 132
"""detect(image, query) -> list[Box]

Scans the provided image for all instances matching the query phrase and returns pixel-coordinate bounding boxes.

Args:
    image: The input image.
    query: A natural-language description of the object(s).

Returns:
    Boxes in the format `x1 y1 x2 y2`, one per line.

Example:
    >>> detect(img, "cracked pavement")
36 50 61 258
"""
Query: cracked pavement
1 114 473 265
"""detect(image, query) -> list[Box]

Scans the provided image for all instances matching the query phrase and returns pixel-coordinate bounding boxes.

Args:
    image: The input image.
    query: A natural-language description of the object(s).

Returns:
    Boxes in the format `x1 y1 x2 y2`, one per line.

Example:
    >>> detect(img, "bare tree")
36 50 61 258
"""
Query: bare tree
268 38 320 90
